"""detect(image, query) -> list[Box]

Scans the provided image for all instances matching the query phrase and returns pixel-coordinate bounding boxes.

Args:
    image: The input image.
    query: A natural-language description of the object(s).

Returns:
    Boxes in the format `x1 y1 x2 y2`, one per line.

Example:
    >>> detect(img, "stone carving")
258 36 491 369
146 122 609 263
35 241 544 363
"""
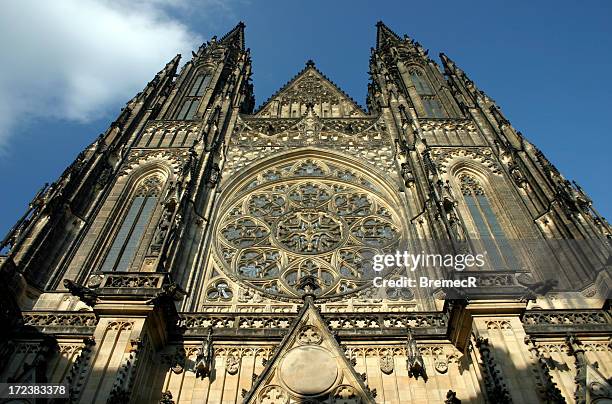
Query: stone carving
206 279 234 301
444 390 461 404
431 147 502 175
159 391 175 404
194 328 214 379
66 337 95 402
406 329 426 381
522 310 611 332
258 385 288 404
176 312 447 334
255 66 365 118
21 312 98 331
524 336 565 403
225 355 240 375
137 120 203 148
108 337 145 403
475 337 511 403
216 163 401 299
379 353 394 374
274 211 345 254
101 273 165 289
119 149 191 177
224 115 393 178
297 325 323 345
63 279 98 307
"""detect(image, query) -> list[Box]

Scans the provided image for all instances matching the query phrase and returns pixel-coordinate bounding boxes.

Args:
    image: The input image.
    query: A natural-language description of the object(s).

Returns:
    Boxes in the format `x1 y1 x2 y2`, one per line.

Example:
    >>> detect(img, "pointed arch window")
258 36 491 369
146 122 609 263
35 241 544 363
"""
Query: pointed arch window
177 73 211 120
459 174 518 270
409 70 434 95
100 176 163 272
409 69 447 118
422 97 446 118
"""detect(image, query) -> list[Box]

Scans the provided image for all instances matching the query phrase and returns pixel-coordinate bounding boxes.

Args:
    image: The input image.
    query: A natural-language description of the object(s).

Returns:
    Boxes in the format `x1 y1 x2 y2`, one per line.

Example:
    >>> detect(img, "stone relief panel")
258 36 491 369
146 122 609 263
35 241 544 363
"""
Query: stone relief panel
223 113 395 180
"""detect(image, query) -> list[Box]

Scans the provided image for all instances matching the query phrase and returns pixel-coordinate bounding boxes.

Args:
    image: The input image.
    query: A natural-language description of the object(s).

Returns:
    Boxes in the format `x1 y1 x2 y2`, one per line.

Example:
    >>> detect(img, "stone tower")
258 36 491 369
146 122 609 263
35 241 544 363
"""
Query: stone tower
1 22 611 403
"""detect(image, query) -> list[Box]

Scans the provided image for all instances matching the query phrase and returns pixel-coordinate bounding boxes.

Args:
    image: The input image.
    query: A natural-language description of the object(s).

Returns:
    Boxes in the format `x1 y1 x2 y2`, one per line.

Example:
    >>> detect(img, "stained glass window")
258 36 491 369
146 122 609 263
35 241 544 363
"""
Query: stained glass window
460 174 518 270
177 73 211 119
410 70 433 95
100 176 162 272
215 159 402 299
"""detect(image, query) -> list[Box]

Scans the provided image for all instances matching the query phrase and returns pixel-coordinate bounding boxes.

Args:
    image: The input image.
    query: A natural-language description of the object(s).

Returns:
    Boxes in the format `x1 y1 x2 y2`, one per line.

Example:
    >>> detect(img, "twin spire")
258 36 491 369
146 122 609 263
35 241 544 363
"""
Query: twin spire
163 21 465 116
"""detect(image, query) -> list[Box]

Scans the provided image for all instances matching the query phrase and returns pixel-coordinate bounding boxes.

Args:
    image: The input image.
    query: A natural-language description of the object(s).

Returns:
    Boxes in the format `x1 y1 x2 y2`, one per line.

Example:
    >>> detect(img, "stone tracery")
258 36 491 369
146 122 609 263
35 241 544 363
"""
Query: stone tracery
216 157 402 299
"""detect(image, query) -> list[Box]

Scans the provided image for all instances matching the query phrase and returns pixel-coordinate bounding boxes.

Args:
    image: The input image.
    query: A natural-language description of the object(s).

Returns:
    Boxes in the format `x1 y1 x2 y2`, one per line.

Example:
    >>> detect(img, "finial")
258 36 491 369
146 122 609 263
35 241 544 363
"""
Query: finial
305 59 315 68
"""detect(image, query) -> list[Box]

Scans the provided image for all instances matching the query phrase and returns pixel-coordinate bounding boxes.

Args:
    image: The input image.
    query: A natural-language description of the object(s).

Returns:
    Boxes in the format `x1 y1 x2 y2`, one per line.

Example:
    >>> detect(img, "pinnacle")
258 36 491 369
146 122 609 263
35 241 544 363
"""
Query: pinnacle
305 59 315 68
375 20 401 49
219 21 246 49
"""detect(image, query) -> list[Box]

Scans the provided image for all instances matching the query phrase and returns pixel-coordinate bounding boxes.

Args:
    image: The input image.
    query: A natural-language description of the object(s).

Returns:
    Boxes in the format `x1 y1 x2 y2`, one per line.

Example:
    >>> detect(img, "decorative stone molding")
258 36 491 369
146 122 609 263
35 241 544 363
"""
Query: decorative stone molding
524 336 565 403
21 312 98 334
475 336 512 403
66 337 96 402
88 272 166 293
486 320 513 330
108 336 146 403
175 312 447 337
119 149 192 177
522 310 612 335
431 147 502 175
137 120 203 148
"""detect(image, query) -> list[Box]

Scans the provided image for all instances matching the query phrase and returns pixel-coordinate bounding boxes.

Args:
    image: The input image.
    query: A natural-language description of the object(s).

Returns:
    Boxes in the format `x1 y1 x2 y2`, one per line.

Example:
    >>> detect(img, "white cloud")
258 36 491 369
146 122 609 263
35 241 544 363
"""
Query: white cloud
0 0 217 147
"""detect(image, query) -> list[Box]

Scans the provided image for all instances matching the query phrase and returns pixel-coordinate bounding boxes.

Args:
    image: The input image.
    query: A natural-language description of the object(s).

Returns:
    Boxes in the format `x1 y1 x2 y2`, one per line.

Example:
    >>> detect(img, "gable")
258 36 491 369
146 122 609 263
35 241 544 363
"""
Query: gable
255 62 367 118
243 297 375 403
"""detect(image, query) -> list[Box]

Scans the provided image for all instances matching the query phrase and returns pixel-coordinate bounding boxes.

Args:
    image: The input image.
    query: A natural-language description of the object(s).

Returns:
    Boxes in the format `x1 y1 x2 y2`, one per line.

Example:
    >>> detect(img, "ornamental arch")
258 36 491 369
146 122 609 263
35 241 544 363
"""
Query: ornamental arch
208 148 410 301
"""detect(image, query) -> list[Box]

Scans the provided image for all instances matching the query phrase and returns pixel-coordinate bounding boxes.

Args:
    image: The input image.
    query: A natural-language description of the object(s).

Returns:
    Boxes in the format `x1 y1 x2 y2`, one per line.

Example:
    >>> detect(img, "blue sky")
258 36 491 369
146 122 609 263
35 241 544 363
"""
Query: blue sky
1 0 611 236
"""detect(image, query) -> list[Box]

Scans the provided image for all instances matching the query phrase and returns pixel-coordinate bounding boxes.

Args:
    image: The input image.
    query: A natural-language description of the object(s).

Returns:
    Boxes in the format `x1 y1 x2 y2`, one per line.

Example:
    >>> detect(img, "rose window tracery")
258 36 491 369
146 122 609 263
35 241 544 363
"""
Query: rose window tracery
216 158 402 299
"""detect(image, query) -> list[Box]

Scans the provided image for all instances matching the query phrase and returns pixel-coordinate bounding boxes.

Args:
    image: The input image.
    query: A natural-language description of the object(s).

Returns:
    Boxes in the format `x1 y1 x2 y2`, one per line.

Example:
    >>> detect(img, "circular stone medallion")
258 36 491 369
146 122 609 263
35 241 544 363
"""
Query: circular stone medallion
279 345 338 396
273 211 345 254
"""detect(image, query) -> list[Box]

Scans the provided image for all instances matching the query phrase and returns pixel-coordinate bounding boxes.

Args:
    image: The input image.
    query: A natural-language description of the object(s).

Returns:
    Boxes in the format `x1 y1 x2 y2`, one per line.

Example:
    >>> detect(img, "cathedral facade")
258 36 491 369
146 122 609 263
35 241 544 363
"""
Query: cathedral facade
1 22 611 403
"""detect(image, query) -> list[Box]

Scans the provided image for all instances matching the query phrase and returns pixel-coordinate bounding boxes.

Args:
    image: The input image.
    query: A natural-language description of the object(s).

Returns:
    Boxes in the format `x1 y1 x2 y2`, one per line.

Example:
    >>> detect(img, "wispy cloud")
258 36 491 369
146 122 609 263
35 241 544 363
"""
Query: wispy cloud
0 0 237 148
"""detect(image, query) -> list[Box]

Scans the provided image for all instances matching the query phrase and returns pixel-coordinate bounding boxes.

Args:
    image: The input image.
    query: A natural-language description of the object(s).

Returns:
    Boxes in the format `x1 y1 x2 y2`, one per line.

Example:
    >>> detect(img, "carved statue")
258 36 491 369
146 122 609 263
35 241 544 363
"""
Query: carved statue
400 163 415 187
194 328 214 379
444 390 461 404
406 329 426 381
208 163 221 187
63 279 98 307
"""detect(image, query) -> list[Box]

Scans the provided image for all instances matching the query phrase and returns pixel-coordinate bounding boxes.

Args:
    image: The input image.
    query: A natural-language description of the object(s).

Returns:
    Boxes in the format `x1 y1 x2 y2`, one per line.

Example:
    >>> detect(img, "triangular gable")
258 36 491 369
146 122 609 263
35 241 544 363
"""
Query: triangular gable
584 361 612 402
243 297 375 403
255 61 367 118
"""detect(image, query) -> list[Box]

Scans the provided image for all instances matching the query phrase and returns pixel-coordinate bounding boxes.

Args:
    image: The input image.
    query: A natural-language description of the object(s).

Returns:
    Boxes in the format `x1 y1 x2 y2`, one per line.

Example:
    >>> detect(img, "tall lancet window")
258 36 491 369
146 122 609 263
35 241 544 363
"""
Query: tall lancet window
101 175 163 272
177 73 211 120
409 69 447 118
459 174 517 270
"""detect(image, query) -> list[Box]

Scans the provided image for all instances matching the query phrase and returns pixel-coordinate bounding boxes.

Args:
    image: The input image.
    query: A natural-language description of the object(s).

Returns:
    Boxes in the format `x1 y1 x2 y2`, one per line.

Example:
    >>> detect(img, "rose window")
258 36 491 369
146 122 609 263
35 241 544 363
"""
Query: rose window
215 159 402 299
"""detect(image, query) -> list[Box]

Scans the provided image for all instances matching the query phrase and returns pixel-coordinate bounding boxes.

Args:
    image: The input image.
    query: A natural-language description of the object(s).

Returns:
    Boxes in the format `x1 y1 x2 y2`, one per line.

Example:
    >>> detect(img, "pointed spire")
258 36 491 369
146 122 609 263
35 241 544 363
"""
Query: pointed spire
440 52 464 77
376 20 401 49
219 21 246 50
375 21 430 62
160 54 181 79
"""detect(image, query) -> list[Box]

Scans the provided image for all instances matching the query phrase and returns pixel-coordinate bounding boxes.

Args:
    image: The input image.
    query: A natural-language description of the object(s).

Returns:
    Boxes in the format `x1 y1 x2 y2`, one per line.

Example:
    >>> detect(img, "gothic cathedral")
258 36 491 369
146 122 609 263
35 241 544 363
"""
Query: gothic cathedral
1 22 611 404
